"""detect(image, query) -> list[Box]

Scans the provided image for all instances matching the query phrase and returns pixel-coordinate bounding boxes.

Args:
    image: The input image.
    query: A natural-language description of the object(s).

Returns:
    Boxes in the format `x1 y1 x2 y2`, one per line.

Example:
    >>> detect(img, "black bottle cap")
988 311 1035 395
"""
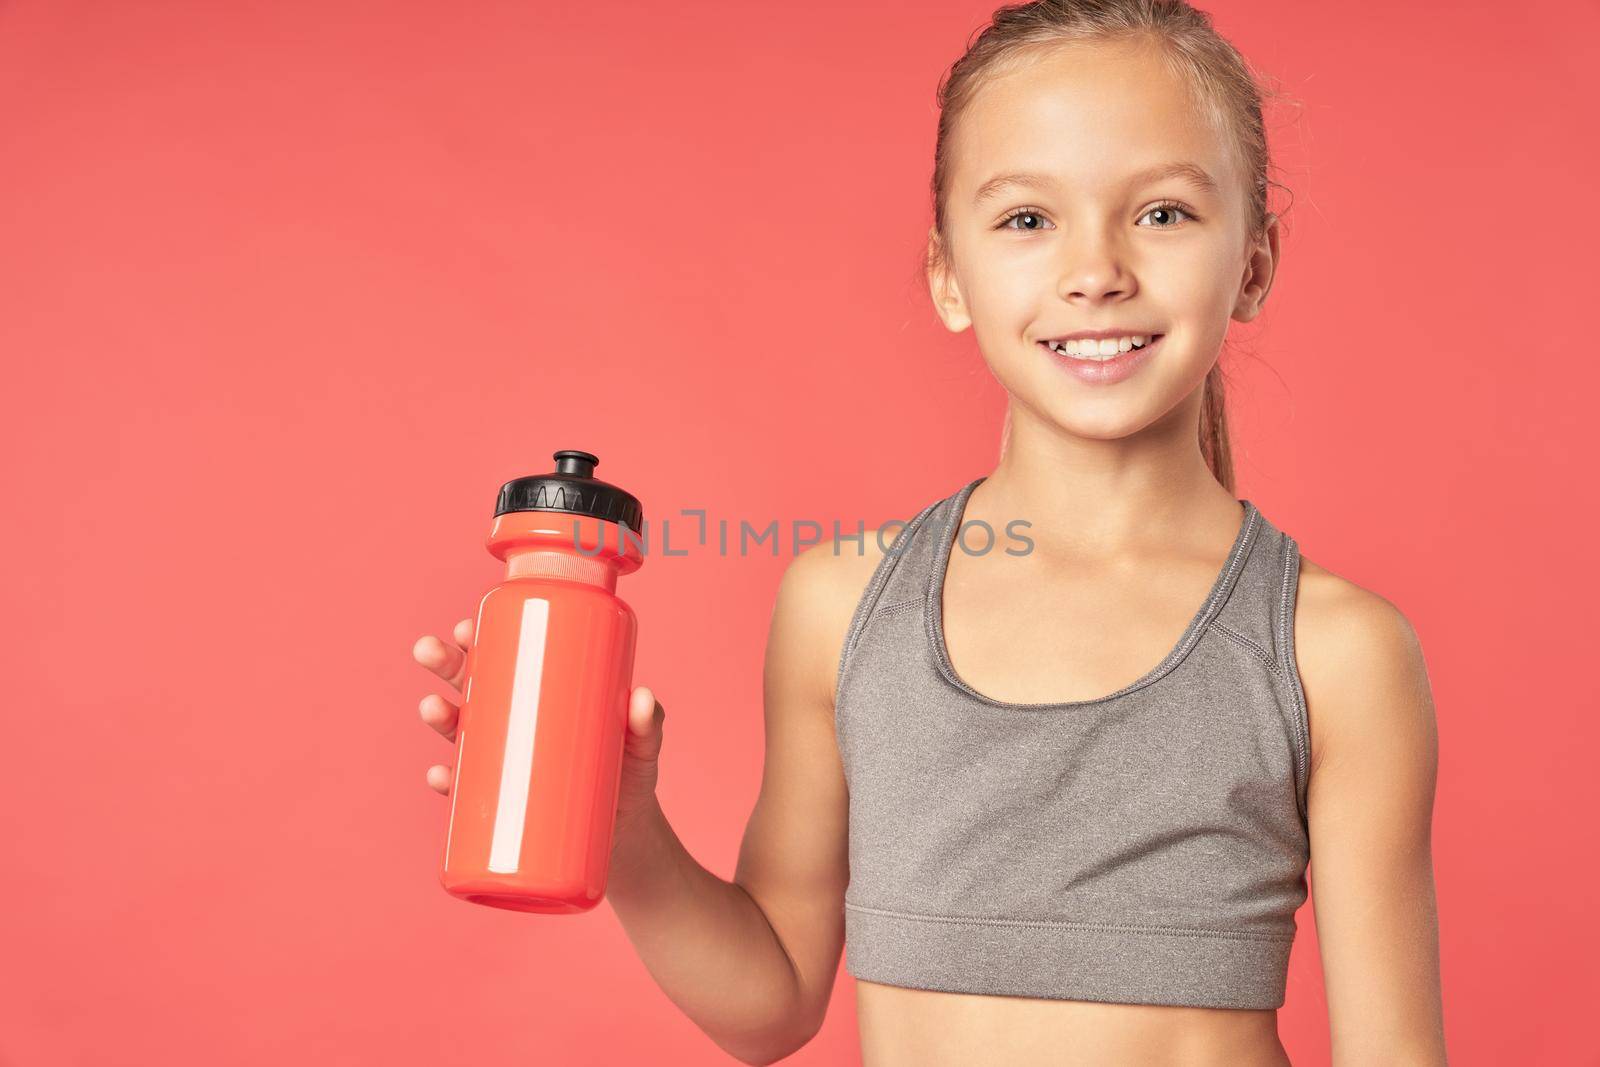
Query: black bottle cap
493 449 643 531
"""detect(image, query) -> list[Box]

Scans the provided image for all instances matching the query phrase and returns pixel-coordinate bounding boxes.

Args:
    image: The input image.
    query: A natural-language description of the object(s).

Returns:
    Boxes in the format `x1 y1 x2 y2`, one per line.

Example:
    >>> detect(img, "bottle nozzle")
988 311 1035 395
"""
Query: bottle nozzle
553 449 599 478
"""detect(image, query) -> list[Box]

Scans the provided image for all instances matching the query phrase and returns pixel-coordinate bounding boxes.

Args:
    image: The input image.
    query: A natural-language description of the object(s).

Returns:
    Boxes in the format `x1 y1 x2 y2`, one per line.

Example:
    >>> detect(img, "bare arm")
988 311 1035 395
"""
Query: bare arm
604 541 855 1062
1295 563 1448 1064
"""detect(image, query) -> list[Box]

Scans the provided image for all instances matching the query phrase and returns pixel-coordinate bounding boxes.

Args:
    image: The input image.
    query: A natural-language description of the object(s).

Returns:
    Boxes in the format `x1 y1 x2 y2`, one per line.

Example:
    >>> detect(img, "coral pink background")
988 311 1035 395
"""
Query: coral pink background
3 1 1594 1063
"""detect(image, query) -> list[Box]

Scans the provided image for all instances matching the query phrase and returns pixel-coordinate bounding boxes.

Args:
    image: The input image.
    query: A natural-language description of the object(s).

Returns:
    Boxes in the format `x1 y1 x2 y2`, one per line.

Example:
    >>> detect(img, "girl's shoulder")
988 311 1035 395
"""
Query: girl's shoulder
778 527 907 706
1291 552 1435 779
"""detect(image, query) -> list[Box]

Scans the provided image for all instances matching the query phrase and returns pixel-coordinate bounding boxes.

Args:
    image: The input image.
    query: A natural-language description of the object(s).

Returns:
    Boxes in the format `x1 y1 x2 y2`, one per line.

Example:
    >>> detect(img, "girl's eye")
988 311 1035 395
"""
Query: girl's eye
1138 201 1198 228
996 208 1054 232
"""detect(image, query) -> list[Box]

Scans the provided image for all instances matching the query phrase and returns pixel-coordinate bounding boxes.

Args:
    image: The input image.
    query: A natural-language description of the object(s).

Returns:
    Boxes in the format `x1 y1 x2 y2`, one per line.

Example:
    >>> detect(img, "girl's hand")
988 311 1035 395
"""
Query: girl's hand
412 618 667 831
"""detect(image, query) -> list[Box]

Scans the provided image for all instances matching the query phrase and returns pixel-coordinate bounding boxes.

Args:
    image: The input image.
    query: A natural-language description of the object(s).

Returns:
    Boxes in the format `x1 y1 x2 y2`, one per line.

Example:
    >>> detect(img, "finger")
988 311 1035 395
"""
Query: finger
412 634 468 692
451 617 474 652
419 693 460 742
628 685 660 737
426 764 454 795
625 686 666 764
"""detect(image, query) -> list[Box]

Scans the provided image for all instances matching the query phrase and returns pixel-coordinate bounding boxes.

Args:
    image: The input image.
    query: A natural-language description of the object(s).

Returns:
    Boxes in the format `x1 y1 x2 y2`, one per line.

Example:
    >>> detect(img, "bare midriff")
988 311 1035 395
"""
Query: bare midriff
854 980 1291 1067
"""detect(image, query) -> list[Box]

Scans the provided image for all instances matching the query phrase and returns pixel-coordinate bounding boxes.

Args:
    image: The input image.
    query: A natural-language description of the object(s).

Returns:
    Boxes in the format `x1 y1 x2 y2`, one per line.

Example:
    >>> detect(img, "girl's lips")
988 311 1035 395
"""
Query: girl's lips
1038 334 1164 386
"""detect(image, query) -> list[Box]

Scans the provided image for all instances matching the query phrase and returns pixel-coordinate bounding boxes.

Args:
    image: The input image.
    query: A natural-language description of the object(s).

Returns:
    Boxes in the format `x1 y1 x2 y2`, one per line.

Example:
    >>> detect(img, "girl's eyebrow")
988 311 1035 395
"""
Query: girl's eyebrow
972 161 1220 205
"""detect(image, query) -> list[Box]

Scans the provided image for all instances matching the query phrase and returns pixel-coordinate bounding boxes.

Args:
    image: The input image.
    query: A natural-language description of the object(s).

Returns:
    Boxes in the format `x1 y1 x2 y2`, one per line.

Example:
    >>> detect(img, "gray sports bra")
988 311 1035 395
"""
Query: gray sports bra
834 475 1311 1010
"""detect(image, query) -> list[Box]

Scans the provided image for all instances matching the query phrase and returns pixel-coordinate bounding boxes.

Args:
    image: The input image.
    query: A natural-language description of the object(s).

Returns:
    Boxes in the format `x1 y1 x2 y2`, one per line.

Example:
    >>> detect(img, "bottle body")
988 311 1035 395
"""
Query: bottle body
440 513 641 914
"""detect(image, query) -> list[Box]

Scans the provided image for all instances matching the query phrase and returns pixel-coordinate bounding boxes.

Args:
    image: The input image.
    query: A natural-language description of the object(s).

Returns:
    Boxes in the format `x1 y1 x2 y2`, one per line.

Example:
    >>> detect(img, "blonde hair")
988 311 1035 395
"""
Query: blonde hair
925 0 1296 493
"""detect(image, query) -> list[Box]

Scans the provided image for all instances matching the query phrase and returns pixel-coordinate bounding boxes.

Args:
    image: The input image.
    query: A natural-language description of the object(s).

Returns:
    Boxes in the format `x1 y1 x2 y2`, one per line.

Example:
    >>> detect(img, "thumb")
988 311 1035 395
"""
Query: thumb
625 685 666 763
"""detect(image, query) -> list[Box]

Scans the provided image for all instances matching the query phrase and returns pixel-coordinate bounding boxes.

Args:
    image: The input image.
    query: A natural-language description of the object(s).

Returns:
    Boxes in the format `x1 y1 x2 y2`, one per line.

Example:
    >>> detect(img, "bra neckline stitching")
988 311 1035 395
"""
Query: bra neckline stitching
923 475 1261 711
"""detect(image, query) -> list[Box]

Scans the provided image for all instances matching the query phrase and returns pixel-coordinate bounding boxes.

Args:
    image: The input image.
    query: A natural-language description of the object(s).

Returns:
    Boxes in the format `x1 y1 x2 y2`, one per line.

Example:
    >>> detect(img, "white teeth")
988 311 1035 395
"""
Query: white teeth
1044 335 1156 360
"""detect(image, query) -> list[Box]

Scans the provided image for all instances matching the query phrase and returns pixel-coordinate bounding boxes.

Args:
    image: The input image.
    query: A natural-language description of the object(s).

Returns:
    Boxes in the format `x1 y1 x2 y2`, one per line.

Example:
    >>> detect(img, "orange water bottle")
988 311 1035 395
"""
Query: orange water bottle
440 449 644 913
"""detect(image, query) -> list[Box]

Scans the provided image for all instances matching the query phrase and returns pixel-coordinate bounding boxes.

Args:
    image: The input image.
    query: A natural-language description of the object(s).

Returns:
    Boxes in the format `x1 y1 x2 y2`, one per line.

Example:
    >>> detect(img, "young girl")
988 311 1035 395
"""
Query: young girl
414 2 1446 1062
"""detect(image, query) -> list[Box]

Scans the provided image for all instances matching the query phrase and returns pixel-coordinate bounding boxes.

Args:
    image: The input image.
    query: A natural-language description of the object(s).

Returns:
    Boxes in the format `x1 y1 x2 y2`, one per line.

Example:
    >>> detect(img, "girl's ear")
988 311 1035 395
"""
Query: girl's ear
926 226 973 333
1232 212 1281 323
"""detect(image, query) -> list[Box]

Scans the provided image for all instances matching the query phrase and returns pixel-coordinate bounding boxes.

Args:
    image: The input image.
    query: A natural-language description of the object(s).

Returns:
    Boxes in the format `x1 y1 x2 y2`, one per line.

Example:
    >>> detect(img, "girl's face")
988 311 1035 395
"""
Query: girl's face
928 38 1277 441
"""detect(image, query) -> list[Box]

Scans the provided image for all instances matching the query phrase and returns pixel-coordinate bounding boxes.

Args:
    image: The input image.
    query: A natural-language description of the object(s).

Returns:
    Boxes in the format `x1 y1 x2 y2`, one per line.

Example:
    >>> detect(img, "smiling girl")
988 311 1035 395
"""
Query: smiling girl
414 1 1446 1063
